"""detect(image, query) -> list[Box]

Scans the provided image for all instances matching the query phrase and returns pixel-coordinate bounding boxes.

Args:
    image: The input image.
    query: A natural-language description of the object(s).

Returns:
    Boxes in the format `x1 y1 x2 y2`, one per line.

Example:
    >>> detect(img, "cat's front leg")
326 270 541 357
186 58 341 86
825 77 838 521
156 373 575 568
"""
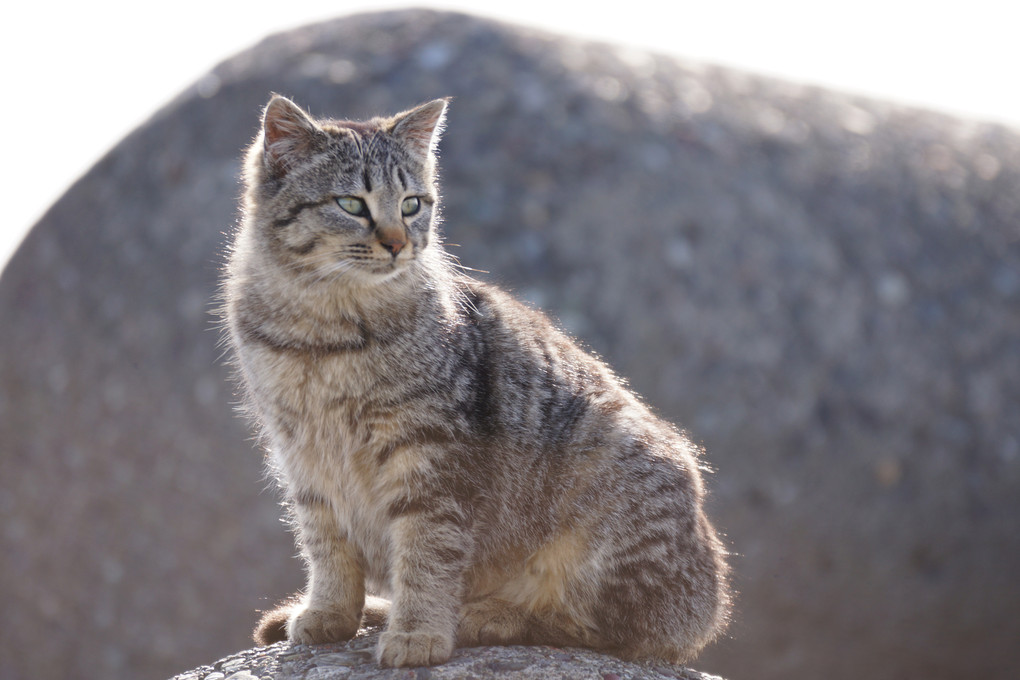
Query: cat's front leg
377 497 472 667
288 488 366 645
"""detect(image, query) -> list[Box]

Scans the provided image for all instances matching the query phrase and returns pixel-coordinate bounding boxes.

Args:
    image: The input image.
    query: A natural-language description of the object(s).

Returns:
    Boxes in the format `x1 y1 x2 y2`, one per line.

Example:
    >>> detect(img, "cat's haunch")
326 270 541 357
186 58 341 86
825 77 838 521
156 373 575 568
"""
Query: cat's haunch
221 96 730 668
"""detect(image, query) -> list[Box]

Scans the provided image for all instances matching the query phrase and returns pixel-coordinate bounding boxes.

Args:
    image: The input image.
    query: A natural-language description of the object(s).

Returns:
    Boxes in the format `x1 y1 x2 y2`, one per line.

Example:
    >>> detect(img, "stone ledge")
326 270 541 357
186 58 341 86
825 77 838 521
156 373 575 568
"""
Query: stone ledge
170 628 724 680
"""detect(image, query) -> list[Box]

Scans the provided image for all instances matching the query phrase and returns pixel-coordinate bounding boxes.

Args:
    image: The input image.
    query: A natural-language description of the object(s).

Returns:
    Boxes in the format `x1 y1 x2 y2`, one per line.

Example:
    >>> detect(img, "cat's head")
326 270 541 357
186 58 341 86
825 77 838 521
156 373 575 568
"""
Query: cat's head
242 95 448 287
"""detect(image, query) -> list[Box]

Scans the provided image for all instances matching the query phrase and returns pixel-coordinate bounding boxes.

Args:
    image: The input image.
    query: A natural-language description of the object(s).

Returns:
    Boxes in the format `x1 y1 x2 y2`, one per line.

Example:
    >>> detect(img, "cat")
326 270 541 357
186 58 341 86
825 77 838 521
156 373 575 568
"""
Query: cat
221 94 731 668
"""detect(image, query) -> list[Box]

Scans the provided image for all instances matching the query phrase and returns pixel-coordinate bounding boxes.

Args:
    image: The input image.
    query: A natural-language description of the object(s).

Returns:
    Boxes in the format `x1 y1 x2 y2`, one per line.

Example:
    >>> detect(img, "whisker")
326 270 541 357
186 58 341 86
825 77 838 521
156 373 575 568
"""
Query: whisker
437 247 488 275
452 263 489 274
307 259 359 285
275 249 368 276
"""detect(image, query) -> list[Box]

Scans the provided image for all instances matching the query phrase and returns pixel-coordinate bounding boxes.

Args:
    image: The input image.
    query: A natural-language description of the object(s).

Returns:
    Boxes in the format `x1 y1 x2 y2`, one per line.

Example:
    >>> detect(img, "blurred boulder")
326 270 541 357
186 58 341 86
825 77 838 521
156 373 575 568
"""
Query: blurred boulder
2 9 1018 680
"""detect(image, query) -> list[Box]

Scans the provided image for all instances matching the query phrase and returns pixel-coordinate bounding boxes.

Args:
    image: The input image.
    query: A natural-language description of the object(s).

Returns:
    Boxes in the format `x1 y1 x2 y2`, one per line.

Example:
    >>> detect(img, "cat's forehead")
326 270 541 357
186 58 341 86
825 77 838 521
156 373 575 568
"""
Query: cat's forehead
319 120 377 152
321 120 401 161
321 118 379 136
317 120 426 180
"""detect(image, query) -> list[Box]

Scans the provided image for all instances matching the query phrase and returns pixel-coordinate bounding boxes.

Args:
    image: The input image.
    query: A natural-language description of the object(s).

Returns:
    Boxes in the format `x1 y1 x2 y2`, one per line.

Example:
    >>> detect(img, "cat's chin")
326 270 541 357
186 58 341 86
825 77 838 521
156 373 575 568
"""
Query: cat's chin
344 261 415 287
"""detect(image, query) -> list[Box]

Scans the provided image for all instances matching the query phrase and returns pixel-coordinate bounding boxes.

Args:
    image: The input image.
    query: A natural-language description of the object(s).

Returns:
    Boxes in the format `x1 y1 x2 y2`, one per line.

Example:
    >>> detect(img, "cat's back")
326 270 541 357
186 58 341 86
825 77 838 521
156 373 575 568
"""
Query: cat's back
448 279 684 457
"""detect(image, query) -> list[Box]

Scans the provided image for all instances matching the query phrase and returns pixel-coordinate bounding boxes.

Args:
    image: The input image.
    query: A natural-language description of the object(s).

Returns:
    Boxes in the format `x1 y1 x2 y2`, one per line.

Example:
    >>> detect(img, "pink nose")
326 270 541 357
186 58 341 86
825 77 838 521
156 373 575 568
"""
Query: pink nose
380 237 406 256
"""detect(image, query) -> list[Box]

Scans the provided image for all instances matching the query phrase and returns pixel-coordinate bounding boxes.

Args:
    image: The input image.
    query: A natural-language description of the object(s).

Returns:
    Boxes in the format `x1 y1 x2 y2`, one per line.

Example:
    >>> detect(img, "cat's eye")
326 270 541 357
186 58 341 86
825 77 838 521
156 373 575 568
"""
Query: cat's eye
401 197 421 217
337 196 367 216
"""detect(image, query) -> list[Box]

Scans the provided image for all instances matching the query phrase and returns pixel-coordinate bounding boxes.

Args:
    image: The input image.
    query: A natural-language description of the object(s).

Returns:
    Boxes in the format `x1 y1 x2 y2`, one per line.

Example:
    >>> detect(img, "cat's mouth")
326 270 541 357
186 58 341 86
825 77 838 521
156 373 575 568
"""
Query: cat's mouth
359 255 414 281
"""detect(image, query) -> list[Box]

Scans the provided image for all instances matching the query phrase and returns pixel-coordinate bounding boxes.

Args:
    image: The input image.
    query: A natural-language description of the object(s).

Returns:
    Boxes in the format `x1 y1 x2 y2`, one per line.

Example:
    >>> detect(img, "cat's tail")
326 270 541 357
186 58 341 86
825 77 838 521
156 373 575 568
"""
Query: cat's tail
252 594 391 645
362 594 390 627
253 597 298 646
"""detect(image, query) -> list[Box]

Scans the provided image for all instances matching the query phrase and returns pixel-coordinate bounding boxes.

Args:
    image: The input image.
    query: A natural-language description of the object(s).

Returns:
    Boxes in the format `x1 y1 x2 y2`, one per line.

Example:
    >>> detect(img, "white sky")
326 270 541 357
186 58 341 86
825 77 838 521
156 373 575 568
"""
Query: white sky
3 1 1019 270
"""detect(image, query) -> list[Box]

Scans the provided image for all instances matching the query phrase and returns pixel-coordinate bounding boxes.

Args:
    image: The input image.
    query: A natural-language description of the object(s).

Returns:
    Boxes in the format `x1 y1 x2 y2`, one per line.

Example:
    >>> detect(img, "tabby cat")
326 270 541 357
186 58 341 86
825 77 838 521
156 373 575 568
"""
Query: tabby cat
221 95 730 668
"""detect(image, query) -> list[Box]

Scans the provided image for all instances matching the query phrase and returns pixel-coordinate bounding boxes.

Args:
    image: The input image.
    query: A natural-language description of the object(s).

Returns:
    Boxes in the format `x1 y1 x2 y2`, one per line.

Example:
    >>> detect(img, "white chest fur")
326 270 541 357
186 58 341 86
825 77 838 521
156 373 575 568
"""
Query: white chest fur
242 343 400 591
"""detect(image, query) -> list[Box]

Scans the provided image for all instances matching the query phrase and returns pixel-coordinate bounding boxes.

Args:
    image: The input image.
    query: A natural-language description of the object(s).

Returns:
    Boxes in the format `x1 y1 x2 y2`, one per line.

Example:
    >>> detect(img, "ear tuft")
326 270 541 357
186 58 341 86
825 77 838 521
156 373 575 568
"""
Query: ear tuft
261 95 321 177
391 98 449 159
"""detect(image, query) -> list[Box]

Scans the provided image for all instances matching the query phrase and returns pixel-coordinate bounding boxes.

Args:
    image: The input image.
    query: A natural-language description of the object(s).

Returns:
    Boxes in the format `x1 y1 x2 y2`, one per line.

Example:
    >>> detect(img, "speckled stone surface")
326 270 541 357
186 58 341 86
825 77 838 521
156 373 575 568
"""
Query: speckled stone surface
169 630 723 680
2 8 1018 680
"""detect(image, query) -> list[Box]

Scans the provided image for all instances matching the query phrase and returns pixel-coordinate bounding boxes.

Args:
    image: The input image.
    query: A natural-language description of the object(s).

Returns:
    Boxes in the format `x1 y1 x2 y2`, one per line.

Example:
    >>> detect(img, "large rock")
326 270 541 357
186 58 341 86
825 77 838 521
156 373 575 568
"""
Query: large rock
1 9 1018 680
171 632 723 680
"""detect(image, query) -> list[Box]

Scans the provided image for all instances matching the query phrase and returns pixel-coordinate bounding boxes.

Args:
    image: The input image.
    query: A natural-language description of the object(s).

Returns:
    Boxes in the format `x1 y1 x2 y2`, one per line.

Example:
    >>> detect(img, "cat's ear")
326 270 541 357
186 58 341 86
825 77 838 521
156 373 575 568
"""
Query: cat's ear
261 95 323 177
391 98 449 159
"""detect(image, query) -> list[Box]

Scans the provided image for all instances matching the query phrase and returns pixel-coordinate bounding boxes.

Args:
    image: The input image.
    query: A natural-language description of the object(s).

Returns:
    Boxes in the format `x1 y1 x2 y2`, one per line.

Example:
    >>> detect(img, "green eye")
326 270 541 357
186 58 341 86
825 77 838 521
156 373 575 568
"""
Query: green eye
337 196 367 216
401 196 421 216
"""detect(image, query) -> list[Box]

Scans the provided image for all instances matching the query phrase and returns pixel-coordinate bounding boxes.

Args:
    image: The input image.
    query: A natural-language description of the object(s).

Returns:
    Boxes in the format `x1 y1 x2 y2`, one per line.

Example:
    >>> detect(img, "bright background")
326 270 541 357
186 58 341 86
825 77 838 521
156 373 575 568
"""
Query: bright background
3 0 1018 270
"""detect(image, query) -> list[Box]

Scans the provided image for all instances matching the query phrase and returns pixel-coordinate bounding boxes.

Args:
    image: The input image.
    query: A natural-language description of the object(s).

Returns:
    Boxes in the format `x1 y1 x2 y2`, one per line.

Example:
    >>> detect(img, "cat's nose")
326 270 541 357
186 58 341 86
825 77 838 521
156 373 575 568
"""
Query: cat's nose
376 225 407 257
380 235 407 256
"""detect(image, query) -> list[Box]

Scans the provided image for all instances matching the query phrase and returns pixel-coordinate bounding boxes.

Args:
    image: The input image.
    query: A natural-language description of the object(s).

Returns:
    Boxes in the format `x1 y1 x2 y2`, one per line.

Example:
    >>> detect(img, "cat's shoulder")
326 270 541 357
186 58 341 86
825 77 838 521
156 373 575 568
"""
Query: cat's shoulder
453 277 561 332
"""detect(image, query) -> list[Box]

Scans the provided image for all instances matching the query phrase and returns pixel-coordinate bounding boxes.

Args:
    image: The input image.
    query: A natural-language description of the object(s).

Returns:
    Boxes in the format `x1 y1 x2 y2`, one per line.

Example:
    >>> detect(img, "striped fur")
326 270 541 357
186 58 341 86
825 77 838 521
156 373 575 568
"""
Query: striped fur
222 96 731 668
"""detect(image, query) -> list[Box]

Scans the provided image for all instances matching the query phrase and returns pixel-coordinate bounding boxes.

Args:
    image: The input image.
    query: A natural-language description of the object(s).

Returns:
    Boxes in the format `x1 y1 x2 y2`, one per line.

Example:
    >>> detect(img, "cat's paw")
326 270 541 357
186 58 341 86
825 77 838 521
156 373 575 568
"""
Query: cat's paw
457 599 528 646
288 606 360 645
376 630 454 667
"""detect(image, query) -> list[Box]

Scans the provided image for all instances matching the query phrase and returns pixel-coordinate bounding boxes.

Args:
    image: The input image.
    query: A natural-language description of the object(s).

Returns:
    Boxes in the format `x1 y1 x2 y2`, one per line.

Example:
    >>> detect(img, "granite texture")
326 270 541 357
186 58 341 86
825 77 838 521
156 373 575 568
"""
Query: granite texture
1 9 1018 680
170 630 723 680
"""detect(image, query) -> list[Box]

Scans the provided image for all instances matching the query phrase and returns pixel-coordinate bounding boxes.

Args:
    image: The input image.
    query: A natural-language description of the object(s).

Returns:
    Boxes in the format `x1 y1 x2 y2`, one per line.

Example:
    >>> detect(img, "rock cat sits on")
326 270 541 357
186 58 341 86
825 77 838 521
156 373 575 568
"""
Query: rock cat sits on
221 95 731 668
